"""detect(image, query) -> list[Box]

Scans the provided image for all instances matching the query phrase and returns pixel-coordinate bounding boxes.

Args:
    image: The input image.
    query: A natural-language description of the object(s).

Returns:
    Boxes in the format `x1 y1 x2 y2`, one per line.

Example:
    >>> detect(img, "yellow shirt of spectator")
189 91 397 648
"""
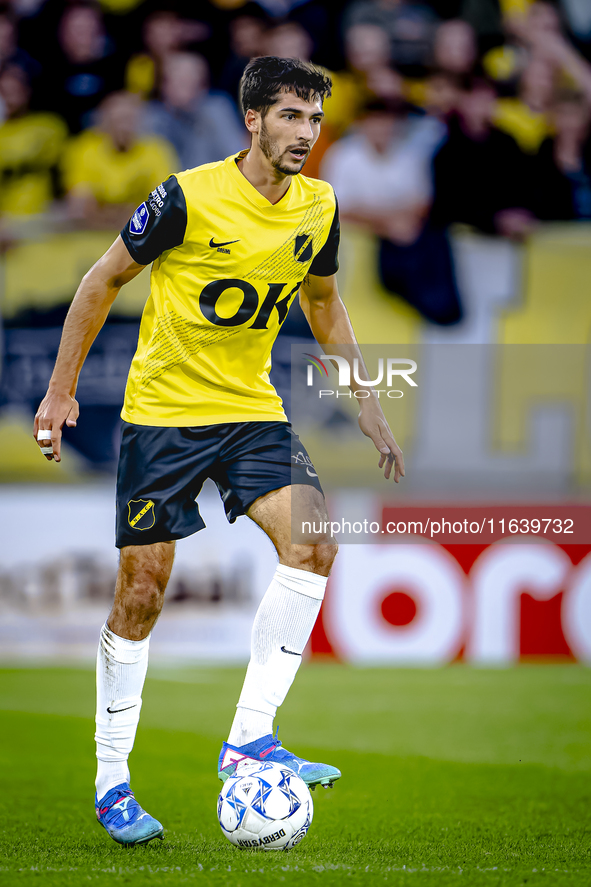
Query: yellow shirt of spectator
119 151 340 427
493 97 550 154
62 130 178 206
0 112 67 216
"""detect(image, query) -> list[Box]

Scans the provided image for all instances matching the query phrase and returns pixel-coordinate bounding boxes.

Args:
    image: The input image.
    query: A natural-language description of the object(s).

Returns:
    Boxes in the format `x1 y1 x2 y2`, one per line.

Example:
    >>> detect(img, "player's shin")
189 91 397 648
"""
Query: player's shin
228 564 327 746
95 622 150 801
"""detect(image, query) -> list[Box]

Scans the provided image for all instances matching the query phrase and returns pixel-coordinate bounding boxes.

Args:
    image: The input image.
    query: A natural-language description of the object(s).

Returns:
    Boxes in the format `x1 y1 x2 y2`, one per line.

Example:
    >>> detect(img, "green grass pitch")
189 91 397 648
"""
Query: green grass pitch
0 663 590 886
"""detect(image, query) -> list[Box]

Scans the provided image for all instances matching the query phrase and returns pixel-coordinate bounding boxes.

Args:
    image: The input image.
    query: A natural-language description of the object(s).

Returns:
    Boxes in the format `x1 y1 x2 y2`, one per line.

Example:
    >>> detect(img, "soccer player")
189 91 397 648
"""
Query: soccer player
33 57 405 846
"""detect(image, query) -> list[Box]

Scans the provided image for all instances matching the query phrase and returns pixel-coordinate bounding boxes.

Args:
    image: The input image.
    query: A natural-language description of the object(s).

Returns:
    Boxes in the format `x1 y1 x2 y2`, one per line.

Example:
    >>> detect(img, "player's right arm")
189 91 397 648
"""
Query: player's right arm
33 236 146 462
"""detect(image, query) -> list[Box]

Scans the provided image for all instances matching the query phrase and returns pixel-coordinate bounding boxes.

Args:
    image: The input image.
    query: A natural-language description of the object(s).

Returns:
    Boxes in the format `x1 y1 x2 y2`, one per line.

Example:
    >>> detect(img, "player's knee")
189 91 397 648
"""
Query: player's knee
136 583 166 617
294 541 338 576
117 569 167 601
320 541 339 572
119 543 173 585
117 543 173 615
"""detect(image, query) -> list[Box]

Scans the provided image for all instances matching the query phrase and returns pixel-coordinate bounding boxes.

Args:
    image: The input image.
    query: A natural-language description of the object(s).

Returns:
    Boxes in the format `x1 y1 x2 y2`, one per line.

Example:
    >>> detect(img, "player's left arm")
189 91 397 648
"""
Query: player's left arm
299 272 405 482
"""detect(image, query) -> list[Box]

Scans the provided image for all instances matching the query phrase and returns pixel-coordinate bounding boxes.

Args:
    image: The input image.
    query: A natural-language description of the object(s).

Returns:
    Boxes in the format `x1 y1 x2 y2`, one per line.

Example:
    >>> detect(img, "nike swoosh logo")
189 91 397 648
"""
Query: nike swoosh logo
107 704 137 714
209 237 239 248
281 646 301 656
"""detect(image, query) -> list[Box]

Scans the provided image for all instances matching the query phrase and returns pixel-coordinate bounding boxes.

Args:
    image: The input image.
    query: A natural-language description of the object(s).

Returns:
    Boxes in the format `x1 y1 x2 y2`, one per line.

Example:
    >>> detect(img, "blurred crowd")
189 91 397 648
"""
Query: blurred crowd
2 0 591 325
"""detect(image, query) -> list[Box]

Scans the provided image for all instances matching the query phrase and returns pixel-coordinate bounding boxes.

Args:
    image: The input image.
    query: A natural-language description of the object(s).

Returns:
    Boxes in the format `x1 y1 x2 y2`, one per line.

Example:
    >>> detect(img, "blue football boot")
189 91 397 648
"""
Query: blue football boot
218 730 341 790
95 783 164 845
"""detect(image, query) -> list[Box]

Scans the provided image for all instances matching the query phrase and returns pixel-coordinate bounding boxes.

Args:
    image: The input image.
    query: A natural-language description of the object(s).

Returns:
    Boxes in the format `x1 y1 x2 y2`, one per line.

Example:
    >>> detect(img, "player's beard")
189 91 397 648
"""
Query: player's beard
259 118 309 176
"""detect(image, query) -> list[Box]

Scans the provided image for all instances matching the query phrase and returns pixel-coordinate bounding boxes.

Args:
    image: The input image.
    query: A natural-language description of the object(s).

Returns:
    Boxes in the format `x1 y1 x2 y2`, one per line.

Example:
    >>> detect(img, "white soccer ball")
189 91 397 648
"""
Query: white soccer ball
217 761 313 851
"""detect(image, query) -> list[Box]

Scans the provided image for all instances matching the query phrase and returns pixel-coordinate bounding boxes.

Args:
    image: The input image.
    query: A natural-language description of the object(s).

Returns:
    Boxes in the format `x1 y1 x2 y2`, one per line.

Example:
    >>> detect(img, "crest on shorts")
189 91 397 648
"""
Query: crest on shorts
127 498 155 530
294 233 313 263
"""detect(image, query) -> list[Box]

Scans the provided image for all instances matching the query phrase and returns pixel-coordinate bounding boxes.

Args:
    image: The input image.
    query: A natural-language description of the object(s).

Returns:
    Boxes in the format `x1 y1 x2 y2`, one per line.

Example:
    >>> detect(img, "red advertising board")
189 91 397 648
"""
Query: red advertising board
311 535 591 663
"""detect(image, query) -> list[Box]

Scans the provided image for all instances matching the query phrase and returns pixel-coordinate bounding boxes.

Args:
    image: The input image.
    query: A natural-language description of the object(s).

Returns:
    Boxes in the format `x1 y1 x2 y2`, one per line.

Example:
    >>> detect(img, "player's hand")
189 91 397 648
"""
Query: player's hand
33 390 79 462
358 407 405 482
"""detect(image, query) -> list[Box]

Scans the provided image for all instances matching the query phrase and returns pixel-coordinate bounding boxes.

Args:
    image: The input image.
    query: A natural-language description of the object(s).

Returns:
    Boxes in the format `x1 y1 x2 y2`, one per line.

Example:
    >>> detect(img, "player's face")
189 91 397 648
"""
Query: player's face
258 91 324 176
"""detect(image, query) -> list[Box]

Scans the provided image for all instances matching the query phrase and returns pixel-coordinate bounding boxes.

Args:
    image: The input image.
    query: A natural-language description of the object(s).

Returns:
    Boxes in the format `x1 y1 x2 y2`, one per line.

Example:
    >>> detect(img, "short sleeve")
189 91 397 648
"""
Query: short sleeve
309 195 340 277
121 175 187 265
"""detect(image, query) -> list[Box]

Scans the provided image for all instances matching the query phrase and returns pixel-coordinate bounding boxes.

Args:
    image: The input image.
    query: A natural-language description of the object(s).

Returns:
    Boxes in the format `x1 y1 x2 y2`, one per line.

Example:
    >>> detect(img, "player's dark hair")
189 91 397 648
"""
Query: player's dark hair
239 56 332 117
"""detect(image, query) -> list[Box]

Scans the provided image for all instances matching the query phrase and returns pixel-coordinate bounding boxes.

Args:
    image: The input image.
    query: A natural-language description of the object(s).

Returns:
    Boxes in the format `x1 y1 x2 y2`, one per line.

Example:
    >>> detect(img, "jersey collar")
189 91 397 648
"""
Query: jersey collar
226 151 296 211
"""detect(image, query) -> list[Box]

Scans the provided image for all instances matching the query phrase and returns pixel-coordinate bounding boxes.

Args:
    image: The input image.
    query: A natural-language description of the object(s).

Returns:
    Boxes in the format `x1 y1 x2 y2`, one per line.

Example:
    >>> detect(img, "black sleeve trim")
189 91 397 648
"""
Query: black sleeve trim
309 194 340 276
121 175 187 265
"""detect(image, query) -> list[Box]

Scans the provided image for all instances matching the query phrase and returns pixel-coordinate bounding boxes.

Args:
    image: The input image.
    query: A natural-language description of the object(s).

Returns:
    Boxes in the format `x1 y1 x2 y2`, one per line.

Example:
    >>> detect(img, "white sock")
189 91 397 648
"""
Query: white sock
95 622 150 801
228 564 328 747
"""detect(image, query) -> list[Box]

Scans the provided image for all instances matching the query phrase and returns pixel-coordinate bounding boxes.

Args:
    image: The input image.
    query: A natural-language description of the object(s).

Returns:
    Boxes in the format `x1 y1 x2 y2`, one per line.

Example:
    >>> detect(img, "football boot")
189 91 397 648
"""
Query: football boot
217 730 341 790
95 783 164 845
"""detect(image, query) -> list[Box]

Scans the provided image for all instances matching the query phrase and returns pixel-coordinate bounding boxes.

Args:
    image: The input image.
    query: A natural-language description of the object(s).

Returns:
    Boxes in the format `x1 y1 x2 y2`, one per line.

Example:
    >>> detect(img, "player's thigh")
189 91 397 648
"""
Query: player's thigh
247 484 337 575
216 421 322 525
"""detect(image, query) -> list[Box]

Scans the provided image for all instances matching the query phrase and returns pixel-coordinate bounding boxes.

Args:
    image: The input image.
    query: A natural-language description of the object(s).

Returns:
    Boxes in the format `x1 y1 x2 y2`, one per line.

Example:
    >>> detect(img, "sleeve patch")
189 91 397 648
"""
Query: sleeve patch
129 203 149 236
121 175 187 264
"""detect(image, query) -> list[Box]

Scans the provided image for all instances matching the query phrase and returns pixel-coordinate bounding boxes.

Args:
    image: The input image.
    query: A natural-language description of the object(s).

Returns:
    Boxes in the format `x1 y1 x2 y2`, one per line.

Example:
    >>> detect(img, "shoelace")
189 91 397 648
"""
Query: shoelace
263 727 282 752
100 788 136 818
262 729 307 764
109 788 135 803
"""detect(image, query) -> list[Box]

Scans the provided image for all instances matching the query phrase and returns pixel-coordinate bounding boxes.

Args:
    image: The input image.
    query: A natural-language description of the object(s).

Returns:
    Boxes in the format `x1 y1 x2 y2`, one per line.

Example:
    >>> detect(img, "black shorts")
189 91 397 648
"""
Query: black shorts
115 420 323 548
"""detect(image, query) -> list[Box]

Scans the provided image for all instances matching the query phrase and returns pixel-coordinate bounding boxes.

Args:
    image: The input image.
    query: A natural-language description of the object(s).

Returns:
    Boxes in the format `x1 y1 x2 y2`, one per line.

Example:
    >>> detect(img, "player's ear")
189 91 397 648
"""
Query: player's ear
244 109 259 133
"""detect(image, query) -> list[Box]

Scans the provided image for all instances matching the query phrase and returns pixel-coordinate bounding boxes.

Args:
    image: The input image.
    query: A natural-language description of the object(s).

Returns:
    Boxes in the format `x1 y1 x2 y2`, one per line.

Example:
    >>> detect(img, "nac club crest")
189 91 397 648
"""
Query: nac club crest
294 234 313 263
127 498 155 531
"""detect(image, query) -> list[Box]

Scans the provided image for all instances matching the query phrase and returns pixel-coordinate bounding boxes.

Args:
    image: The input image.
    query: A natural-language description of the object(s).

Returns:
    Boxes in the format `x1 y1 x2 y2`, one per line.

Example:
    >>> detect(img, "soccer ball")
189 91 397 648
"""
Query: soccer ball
217 761 313 850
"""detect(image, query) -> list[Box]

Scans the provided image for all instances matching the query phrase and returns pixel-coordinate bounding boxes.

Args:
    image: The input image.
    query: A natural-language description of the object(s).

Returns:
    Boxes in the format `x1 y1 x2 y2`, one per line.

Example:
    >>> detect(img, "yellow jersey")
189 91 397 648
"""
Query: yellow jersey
120 151 339 426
